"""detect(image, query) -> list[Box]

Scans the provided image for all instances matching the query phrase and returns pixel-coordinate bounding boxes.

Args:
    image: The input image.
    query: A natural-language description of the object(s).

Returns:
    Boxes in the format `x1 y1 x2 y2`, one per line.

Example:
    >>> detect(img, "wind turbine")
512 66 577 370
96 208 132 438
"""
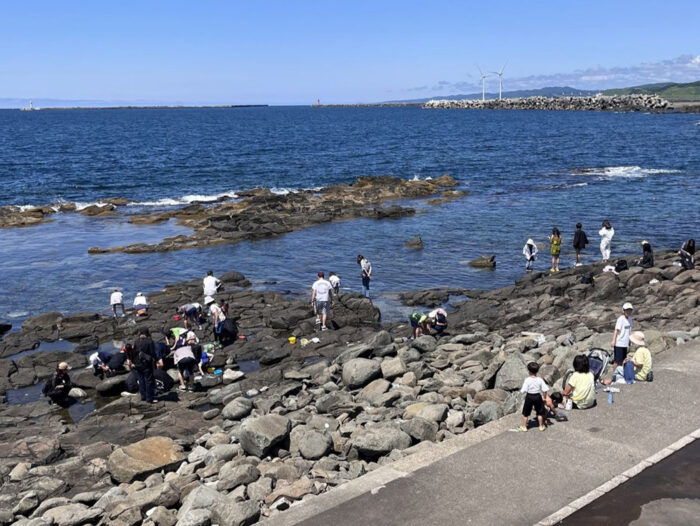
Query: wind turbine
477 66 490 101
491 63 507 100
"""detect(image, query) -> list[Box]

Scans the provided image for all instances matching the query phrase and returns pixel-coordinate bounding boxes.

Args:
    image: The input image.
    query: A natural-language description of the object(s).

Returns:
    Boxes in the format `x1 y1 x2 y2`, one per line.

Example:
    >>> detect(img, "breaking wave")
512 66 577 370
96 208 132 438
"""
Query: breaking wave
572 166 683 179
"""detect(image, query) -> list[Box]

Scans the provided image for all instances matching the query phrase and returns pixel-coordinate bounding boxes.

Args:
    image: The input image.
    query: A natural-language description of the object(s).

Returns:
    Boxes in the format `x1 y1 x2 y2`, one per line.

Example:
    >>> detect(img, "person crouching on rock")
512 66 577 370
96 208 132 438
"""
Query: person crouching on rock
544 392 567 423
42 362 72 406
428 308 448 335
517 362 549 432
176 302 203 330
133 292 149 316
173 344 197 391
128 327 157 403
679 239 695 270
328 272 341 296
522 238 537 272
635 240 654 268
409 311 430 339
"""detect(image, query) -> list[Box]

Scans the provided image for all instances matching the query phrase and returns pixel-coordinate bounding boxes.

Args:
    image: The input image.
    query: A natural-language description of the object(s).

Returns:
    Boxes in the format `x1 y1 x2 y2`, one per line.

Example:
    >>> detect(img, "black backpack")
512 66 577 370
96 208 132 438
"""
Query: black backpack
580 273 594 285
615 259 629 272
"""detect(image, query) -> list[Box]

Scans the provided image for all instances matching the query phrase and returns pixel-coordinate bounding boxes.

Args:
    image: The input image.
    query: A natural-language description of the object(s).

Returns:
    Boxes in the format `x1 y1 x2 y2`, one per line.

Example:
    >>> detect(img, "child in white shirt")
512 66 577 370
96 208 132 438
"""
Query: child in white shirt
518 362 549 432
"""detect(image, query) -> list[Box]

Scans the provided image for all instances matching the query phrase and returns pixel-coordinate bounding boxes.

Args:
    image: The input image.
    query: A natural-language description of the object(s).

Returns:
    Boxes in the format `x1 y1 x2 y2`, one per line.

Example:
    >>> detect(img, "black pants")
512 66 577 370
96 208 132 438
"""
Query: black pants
522 393 545 417
135 367 155 402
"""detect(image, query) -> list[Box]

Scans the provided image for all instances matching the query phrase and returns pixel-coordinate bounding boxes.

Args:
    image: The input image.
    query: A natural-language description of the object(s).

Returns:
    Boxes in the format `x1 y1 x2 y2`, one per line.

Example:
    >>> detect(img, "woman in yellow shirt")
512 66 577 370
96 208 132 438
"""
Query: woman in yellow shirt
548 227 562 273
563 355 596 409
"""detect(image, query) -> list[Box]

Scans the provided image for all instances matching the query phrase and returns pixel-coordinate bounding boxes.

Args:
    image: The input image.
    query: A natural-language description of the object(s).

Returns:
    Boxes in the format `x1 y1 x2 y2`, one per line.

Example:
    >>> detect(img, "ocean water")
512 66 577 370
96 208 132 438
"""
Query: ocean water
0 107 698 325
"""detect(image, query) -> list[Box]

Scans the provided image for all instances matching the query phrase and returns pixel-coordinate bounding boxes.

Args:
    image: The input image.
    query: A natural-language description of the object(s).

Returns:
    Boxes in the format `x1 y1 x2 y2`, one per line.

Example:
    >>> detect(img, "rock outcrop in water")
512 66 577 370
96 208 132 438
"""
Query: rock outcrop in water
423 94 670 112
87 175 460 254
0 250 698 524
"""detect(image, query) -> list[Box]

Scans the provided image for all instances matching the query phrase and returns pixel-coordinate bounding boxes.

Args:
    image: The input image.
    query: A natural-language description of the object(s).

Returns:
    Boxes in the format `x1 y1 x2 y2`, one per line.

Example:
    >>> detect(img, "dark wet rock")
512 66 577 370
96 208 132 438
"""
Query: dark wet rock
404 236 424 249
468 255 496 268
259 347 291 365
0 323 11 336
95 375 127 395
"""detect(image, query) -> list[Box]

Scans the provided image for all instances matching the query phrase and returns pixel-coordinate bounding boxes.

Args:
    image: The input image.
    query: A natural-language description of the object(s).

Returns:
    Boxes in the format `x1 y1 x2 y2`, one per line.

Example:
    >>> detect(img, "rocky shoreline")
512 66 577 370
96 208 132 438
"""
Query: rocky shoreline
0 176 465 256
0 250 698 525
423 94 670 112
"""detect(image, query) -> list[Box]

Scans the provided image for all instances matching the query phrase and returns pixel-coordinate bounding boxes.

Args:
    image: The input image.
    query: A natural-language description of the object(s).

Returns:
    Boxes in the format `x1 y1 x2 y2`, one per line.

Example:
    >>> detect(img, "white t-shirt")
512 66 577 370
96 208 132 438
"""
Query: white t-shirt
110 291 123 305
312 279 332 302
328 275 340 289
173 346 195 364
361 258 372 277
520 376 549 395
615 315 632 347
133 294 148 307
209 303 226 321
203 275 220 297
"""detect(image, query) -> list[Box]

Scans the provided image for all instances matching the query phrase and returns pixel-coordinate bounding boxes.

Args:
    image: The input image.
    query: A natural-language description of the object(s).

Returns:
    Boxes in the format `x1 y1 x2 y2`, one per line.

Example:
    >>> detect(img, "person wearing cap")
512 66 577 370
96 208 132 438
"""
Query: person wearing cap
311 271 333 331
205 295 226 343
110 288 125 318
198 348 212 376
522 238 538 272
604 331 652 385
203 270 222 298
573 223 589 266
133 292 149 315
42 362 73 406
611 302 634 366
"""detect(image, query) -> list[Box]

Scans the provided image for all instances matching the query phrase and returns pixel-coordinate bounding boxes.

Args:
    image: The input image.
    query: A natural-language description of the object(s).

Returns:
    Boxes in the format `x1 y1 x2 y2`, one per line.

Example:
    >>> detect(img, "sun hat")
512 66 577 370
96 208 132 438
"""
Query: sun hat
58 362 71 371
622 302 634 311
204 296 215 305
641 240 649 245
630 331 646 346
526 238 534 245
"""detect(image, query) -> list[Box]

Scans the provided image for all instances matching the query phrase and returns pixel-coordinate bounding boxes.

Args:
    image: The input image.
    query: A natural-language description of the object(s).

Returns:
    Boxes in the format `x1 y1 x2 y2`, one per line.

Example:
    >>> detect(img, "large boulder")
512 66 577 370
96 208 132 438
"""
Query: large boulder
42 503 101 526
178 485 260 526
216 463 260 492
472 400 503 427
107 436 185 483
342 358 381 388
239 415 291 457
290 427 333 460
353 426 412 458
494 355 529 391
221 397 253 420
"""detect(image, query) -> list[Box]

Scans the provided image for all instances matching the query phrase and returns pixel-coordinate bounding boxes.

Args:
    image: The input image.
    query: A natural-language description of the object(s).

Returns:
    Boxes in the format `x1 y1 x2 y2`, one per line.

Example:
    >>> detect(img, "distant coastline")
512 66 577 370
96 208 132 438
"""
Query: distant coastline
19 104 268 111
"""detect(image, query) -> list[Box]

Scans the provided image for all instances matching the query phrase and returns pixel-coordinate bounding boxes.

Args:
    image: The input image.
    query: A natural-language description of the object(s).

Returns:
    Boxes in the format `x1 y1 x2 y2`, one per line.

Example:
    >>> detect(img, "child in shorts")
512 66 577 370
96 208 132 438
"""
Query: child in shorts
518 362 549 432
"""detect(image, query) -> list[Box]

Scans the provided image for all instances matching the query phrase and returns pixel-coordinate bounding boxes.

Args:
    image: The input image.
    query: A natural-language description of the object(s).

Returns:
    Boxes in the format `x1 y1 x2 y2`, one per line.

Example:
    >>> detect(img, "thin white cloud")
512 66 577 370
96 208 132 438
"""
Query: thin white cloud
406 54 700 94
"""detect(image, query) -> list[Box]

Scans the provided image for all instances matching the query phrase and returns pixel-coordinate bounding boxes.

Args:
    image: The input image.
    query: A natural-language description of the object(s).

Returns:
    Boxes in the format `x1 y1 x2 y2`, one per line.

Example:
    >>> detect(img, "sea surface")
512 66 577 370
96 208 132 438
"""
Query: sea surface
0 107 698 325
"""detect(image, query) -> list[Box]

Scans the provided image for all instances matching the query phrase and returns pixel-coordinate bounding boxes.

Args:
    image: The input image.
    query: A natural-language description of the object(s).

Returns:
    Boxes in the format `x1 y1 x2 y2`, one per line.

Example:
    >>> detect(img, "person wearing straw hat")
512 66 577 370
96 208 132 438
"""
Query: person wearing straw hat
611 302 634 366
629 331 653 382
522 238 538 272
42 362 72 406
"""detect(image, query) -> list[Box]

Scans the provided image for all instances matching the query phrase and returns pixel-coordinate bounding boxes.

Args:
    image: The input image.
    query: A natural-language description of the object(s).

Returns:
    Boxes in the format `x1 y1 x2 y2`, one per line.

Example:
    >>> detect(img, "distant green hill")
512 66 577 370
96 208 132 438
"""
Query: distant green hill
603 81 700 100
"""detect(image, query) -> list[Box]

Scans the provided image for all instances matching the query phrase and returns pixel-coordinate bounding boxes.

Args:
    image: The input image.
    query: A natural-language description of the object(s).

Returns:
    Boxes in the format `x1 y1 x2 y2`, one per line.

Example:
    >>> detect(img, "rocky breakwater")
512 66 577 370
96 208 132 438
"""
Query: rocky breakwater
0 199 129 229
1 251 699 525
423 94 670 112
88 175 464 254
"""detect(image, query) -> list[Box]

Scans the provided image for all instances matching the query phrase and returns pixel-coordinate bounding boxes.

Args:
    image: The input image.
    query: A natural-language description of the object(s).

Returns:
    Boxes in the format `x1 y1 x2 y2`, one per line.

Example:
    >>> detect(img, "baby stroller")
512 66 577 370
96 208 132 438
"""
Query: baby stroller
562 347 611 388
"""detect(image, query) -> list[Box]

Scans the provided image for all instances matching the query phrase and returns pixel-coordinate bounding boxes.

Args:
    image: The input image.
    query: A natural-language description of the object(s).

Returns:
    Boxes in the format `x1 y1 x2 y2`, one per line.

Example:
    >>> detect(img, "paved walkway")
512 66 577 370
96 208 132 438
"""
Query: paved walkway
263 341 700 526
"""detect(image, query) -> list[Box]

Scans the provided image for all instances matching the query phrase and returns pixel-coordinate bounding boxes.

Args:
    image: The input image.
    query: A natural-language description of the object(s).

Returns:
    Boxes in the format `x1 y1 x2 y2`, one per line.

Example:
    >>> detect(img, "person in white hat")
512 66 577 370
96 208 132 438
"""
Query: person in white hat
522 239 538 272
205 295 226 343
611 302 634 366
42 362 73 406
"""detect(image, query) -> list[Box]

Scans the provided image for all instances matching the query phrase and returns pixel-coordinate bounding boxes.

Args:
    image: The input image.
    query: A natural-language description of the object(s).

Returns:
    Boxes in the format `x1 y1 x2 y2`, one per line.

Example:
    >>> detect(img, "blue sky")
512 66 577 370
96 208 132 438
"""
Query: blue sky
1 0 698 105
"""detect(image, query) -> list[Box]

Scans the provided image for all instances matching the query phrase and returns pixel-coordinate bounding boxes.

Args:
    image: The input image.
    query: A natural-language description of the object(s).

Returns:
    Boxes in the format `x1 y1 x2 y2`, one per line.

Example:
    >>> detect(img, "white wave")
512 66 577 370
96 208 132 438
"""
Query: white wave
410 175 433 181
270 187 291 195
7 311 29 318
129 190 239 207
574 166 683 179
74 201 111 211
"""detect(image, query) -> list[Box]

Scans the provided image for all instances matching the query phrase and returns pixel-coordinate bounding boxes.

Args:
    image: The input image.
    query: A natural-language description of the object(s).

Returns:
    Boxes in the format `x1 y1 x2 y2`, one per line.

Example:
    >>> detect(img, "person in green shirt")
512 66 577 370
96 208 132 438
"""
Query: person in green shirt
409 311 430 339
